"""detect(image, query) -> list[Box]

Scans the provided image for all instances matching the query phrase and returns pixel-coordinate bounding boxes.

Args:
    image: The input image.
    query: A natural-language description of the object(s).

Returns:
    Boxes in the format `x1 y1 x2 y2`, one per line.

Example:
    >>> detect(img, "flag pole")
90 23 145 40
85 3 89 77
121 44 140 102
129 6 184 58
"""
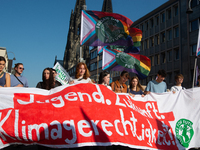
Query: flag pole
192 57 197 88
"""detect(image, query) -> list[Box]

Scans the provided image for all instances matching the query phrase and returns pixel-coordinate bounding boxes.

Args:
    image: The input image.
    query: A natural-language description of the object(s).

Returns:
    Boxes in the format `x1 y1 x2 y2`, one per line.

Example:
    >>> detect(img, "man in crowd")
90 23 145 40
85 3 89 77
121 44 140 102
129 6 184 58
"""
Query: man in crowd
10 63 28 87
144 69 167 94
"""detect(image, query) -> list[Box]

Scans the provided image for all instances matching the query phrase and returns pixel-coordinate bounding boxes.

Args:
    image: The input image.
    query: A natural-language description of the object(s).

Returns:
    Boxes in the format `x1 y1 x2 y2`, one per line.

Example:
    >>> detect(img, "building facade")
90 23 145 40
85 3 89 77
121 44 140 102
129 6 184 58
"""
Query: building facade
131 0 200 88
0 47 9 72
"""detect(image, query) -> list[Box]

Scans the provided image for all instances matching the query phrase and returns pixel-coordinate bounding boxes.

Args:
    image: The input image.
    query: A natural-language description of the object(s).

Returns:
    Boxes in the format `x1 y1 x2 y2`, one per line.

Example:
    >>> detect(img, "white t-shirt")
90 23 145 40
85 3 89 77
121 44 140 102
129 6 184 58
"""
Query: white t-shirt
171 86 185 92
73 77 92 83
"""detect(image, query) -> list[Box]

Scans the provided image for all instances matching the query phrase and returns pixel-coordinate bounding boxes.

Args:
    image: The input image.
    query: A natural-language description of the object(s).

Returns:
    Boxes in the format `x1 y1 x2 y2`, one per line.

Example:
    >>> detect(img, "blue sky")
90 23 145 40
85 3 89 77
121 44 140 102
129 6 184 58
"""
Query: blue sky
0 0 168 87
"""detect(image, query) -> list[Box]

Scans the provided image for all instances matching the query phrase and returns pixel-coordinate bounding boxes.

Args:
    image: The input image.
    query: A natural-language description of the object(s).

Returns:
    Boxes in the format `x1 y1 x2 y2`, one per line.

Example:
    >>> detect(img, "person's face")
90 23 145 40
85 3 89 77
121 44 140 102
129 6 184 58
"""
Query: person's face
44 70 50 80
103 74 110 85
131 78 138 87
52 71 57 78
79 65 86 76
157 74 165 83
16 64 24 74
176 77 183 84
0 61 5 71
120 75 128 84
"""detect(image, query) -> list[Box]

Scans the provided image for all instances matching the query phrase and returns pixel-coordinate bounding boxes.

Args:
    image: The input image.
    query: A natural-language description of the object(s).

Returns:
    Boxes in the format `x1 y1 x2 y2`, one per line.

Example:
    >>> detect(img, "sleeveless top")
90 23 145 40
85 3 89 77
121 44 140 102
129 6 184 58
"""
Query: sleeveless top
0 73 6 87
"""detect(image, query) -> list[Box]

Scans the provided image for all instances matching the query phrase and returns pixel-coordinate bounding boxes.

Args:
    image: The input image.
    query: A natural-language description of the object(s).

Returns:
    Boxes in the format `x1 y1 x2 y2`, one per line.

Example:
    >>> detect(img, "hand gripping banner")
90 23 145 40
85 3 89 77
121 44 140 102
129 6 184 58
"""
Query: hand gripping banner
0 84 200 149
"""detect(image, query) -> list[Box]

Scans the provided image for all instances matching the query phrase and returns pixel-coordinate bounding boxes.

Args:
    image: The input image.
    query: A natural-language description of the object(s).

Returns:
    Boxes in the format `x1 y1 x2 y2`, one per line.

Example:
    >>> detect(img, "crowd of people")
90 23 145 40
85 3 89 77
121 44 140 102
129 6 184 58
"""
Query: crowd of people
0 55 199 96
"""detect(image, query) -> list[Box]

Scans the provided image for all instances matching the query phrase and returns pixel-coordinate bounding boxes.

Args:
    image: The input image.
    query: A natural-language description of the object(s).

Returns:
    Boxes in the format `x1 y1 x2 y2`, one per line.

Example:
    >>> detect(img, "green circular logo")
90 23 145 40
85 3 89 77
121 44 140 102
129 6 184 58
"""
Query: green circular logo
175 119 194 148
95 16 125 43
115 52 136 69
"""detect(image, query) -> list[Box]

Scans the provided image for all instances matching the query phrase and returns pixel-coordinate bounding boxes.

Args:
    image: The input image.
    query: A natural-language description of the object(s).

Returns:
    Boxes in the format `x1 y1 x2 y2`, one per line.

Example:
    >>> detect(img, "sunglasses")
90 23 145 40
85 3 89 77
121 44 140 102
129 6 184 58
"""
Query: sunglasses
19 67 24 70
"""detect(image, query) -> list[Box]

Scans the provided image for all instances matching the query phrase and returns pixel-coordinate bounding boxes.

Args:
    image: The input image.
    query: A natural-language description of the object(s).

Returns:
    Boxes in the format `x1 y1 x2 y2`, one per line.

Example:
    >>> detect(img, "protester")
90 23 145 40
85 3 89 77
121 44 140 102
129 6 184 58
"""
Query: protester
10 63 28 87
110 70 130 93
51 68 62 87
99 70 112 90
36 68 54 90
128 76 144 97
144 70 167 94
171 74 185 93
70 62 92 84
0 56 10 87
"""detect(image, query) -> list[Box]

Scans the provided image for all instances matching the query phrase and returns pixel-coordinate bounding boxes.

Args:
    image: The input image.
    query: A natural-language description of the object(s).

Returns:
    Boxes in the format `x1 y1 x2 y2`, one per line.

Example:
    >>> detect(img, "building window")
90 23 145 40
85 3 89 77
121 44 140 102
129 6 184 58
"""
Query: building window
150 56 154 66
167 9 171 20
161 32 165 43
150 37 154 47
161 52 166 63
156 35 160 45
150 18 154 28
98 60 102 68
190 19 199 32
156 16 159 25
90 50 97 59
147 39 149 49
141 41 144 50
191 0 198 8
191 44 197 56
155 54 160 65
174 26 179 38
167 30 172 41
174 48 179 60
174 5 178 16
167 50 172 62
168 72 172 84
140 24 144 31
90 62 97 71
146 21 149 30
161 12 165 23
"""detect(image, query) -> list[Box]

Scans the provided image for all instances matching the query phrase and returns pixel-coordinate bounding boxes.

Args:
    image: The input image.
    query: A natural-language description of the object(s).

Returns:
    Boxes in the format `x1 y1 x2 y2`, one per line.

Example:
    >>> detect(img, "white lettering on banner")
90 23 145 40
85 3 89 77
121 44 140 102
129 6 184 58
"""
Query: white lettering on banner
50 121 62 140
0 110 15 141
91 120 100 135
78 120 92 137
101 120 113 136
64 92 78 101
63 120 77 144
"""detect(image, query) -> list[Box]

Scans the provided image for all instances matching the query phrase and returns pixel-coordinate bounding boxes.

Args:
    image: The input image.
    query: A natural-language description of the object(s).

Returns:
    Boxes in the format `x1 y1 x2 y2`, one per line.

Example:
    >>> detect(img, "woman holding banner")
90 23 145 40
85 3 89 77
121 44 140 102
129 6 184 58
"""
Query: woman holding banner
0 56 10 87
70 62 93 84
128 76 144 97
99 70 112 90
36 68 54 90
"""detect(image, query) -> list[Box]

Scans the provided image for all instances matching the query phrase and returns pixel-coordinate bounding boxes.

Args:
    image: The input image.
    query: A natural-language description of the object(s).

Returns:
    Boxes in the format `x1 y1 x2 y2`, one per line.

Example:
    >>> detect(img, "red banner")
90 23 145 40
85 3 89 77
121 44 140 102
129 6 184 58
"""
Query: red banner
0 83 178 149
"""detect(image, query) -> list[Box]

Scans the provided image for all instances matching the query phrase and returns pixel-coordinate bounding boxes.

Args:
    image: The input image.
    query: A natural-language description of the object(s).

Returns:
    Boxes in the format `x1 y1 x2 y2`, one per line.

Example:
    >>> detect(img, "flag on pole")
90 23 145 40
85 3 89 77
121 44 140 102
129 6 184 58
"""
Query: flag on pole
196 25 200 57
80 10 135 46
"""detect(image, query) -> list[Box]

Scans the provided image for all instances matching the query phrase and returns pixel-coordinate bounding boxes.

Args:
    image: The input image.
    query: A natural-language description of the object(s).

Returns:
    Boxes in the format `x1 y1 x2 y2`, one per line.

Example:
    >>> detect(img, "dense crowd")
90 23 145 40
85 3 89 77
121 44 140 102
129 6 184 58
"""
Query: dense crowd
1 56 199 95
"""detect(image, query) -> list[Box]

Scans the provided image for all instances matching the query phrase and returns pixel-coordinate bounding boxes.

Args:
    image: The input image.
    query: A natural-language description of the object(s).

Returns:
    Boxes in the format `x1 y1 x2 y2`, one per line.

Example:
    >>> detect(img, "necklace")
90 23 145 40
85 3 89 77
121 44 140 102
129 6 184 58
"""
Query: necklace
0 71 4 77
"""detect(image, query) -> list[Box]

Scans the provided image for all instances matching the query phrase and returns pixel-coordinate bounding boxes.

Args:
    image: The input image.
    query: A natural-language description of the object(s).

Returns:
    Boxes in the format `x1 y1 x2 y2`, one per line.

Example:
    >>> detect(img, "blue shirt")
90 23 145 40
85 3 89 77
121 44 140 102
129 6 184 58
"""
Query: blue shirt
10 74 28 87
129 89 144 95
145 80 167 93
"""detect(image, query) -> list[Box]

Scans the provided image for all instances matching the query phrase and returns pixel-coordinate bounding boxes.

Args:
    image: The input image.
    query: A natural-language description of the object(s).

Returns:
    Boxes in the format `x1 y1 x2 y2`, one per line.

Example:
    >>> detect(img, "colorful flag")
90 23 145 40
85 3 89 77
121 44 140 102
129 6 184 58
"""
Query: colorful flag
102 47 151 79
196 25 200 57
80 10 135 46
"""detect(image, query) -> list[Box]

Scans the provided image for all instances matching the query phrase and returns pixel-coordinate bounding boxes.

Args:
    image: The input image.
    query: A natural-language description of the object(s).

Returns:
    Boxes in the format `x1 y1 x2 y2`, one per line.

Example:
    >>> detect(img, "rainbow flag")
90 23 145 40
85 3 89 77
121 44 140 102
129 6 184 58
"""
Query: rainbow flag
80 10 137 46
102 47 151 79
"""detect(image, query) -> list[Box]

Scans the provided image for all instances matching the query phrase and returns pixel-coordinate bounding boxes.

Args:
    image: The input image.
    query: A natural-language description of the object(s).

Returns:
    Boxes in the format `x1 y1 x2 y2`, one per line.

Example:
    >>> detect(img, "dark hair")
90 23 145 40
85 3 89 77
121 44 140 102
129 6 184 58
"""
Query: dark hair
0 56 6 63
51 68 57 73
42 68 54 90
120 70 130 79
157 70 167 77
129 76 144 92
99 71 110 84
175 74 184 81
75 62 90 79
14 63 23 69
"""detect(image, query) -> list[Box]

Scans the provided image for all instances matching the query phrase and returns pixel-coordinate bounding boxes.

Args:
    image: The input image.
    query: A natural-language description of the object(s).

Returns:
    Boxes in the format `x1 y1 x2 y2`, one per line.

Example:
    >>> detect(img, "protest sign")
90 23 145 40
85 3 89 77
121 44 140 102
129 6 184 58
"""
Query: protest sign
0 84 199 149
53 62 71 85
